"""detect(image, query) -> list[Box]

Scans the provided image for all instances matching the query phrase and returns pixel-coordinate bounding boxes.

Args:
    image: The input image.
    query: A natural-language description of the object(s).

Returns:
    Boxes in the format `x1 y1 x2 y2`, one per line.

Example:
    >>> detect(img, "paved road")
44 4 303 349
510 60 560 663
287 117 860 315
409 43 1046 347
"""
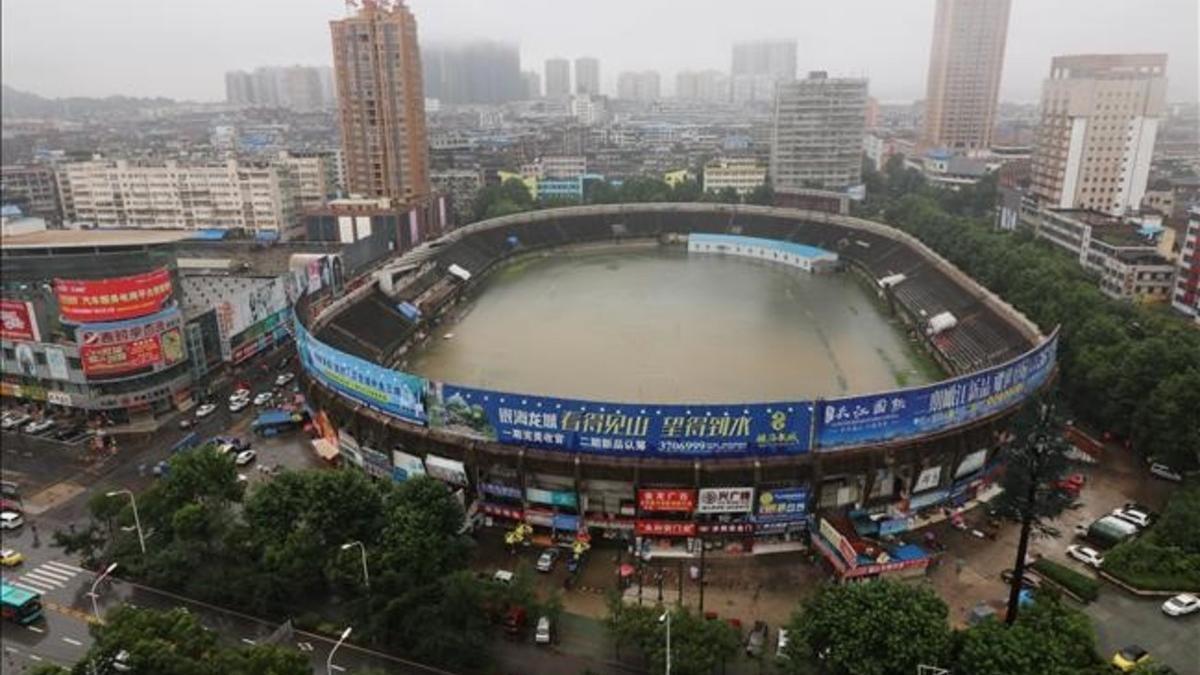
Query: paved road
1084 588 1200 675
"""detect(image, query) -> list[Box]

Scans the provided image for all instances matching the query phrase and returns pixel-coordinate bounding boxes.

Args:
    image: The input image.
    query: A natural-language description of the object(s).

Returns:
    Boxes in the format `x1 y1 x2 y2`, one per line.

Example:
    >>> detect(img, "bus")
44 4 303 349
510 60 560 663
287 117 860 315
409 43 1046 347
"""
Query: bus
1 581 44 624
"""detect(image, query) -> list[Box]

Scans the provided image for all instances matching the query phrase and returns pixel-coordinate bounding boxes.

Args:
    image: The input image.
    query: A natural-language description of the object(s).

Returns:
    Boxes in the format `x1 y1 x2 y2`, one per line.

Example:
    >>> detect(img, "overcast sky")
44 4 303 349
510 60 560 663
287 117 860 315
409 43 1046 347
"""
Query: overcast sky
2 0 1196 103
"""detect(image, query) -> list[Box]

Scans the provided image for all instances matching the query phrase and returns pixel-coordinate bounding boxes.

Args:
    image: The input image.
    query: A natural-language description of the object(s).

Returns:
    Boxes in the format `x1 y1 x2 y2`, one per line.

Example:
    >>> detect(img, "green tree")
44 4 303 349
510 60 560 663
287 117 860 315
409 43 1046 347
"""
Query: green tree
745 180 775 206
954 595 1103 675
788 581 952 675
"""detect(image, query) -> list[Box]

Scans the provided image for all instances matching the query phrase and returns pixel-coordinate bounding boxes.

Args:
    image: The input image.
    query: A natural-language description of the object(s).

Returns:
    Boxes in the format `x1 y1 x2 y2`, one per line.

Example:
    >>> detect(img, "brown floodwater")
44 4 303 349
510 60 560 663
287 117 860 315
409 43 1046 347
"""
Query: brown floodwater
404 245 932 403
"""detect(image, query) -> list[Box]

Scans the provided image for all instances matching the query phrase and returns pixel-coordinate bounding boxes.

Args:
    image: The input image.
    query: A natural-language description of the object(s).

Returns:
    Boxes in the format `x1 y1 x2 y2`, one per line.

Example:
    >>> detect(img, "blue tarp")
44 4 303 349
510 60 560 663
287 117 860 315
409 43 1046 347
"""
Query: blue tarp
252 409 296 427
191 229 230 240
256 230 280 241
397 302 422 321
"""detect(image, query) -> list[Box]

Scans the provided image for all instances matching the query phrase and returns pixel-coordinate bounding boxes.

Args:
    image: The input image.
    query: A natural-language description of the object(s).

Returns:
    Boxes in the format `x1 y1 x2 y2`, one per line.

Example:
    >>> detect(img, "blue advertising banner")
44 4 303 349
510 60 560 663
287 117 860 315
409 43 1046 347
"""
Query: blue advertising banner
753 487 810 523
816 331 1058 449
426 382 812 458
294 318 428 423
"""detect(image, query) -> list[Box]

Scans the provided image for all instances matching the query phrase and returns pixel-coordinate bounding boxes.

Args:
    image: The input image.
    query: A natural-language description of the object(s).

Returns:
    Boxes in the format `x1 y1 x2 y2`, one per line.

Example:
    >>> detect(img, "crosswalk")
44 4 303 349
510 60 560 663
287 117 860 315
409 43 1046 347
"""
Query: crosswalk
4 559 85 596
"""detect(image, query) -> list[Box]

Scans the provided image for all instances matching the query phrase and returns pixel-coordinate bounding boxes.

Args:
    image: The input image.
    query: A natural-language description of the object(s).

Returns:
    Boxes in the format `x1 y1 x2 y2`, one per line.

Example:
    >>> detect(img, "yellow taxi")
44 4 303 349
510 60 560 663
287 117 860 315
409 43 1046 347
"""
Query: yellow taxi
0 548 24 566
1111 645 1150 672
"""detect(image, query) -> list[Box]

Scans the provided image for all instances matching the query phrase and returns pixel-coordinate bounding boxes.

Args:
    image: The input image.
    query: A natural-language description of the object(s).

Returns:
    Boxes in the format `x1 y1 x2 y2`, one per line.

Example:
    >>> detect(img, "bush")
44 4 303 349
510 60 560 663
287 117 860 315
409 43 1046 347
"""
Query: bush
1031 559 1100 602
1101 540 1200 591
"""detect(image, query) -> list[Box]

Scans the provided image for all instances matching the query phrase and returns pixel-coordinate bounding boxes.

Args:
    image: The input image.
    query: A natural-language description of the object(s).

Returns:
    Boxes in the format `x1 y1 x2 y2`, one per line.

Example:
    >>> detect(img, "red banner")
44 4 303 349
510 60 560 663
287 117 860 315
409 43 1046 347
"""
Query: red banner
78 313 184 378
55 268 172 323
637 489 696 513
635 520 697 538
0 299 40 342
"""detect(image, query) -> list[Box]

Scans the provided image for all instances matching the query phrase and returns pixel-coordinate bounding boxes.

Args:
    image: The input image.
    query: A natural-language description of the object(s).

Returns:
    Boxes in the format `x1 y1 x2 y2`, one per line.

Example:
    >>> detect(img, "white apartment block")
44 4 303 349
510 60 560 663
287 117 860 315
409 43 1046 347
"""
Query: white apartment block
1031 54 1167 216
770 72 868 192
703 158 766 195
57 159 294 235
1173 208 1200 321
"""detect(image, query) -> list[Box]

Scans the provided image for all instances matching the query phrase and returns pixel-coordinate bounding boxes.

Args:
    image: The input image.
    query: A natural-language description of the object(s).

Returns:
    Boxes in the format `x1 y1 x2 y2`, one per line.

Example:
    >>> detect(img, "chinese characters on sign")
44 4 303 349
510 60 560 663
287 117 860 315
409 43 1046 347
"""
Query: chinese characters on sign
55 268 173 323
635 520 697 537
0 299 40 342
696 487 755 514
77 309 185 378
637 489 697 513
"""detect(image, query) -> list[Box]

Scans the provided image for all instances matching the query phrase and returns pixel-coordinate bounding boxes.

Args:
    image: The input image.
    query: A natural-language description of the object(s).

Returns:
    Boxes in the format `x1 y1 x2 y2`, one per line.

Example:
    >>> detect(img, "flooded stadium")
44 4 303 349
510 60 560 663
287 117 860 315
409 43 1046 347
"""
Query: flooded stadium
405 244 935 403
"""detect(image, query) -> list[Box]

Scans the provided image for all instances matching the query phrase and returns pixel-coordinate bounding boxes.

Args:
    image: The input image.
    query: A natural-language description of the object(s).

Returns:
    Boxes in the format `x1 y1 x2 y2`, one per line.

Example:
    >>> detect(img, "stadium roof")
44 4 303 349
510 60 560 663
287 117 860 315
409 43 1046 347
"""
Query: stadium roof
1 228 192 250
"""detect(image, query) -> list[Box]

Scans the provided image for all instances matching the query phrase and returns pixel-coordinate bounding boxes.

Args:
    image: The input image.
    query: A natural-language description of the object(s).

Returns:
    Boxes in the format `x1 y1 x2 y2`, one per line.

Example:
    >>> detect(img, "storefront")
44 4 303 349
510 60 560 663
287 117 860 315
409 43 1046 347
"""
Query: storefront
811 516 931 583
635 489 697 558
695 487 755 554
751 486 810 554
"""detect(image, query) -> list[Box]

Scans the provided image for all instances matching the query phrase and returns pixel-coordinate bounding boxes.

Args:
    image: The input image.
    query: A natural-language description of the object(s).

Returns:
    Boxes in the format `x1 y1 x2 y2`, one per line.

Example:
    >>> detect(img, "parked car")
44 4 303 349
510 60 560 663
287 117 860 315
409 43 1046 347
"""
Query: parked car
0 548 24 566
234 450 257 466
230 388 251 402
0 499 21 514
1111 507 1153 529
1161 593 1200 617
536 547 560 572
195 403 217 418
0 511 24 530
776 627 791 660
1052 473 1086 495
1148 463 1183 482
746 621 769 657
535 616 552 645
503 606 527 639
1 413 31 430
274 372 295 387
1066 544 1104 568
1000 569 1042 590
493 570 514 585
1111 645 1150 672
229 398 250 414
23 418 56 434
253 391 274 406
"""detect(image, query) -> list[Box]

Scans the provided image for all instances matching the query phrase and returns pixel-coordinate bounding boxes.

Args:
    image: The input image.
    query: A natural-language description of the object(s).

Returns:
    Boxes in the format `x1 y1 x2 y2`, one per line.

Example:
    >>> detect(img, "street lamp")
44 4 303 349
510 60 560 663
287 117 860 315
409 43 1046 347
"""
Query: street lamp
327 625 352 675
340 541 369 590
89 562 119 622
658 610 671 675
106 489 146 555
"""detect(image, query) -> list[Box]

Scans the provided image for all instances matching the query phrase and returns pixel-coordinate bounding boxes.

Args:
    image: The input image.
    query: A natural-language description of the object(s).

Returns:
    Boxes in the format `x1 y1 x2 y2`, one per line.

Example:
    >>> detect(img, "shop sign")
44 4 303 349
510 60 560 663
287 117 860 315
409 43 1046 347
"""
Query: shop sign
696 521 754 535
878 517 914 536
908 488 950 511
844 556 930 579
424 454 468 486
361 444 391 479
955 449 988 479
525 508 555 527
391 450 426 482
78 308 184 379
482 503 523 521
635 520 697 537
337 430 363 468
637 489 696 513
696 487 754 514
481 482 522 500
47 390 73 407
753 487 809 523
526 486 578 508
55 267 173 323
584 515 635 531
44 346 70 381
818 518 859 569
913 466 943 493
552 514 580 531
0 299 40 342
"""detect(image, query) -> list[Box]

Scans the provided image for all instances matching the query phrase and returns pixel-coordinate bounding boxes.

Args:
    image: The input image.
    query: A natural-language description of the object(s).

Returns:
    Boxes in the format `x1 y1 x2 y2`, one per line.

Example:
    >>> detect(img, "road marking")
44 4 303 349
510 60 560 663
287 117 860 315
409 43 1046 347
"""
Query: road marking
241 638 256 646
25 625 44 634
28 654 43 662
38 563 80 578
44 560 85 574
5 647 18 654
28 567 73 582
330 665 346 672
62 637 83 647
5 581 46 595
15 576 59 592
26 569 70 584
297 642 314 652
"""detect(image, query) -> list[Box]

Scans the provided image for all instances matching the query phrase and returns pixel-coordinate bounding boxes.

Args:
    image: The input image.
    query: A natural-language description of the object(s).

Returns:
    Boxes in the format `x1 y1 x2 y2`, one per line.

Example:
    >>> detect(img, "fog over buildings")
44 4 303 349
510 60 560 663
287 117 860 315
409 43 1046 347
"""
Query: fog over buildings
1 0 1195 103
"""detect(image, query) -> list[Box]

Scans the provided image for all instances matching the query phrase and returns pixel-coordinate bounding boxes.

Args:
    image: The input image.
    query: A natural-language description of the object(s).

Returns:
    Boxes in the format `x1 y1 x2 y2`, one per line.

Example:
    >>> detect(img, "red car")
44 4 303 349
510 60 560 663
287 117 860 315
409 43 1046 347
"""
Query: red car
0 499 21 514
1052 473 1086 495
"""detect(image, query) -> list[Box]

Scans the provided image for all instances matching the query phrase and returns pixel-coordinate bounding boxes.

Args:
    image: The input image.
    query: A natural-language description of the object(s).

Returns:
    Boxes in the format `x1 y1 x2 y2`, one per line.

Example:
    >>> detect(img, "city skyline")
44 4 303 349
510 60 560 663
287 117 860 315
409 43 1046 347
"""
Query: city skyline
1 0 1195 103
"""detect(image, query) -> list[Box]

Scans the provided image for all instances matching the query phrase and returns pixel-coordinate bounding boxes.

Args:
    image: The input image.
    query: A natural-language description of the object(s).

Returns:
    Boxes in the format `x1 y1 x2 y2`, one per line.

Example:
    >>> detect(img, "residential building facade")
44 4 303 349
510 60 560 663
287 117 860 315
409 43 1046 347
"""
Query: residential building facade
330 0 431 201
731 40 796 104
0 164 61 225
770 72 868 192
1030 54 1167 216
224 65 334 111
675 70 729 102
521 71 542 99
430 169 483 225
922 0 1012 151
545 58 571 97
422 41 522 104
1173 208 1200 320
574 57 601 96
617 71 661 102
703 158 766 195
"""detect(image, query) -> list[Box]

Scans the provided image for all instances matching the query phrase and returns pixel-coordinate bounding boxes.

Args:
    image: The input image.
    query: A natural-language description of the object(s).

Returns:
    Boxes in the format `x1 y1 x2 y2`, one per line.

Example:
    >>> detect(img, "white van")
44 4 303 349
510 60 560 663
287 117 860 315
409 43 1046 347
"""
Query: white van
0 511 24 530
535 616 551 644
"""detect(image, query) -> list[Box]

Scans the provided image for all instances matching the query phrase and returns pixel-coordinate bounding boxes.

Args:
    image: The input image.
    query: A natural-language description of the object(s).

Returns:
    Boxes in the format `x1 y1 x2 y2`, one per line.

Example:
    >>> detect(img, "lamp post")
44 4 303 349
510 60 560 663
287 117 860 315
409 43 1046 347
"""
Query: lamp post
106 489 145 555
659 610 671 675
327 626 352 675
89 562 119 622
340 541 369 590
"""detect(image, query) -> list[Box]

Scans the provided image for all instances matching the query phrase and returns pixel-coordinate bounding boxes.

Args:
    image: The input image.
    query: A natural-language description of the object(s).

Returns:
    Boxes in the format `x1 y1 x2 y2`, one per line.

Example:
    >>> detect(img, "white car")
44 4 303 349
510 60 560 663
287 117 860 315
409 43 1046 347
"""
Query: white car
2 413 31 430
535 616 551 644
1066 545 1104 568
23 418 56 434
234 449 257 466
776 627 791 660
1111 507 1152 529
252 392 274 406
195 403 217 418
231 388 251 402
493 570 514 585
274 372 295 387
536 548 560 572
1149 463 1183 482
1161 593 1200 617
0 511 24 530
228 398 250 414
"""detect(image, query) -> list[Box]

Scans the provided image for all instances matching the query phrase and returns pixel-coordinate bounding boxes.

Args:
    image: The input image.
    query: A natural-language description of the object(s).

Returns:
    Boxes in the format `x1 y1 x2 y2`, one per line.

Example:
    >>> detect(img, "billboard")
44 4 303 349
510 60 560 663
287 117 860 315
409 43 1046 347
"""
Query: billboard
427 382 812 459
425 454 468 486
955 449 988 478
294 318 427 423
753 487 809 523
638 489 696 513
635 520 696 537
44 346 70 381
816 331 1058 449
392 450 426 482
696 487 755 514
0 299 40 342
77 308 185 379
55 267 173 323
216 277 289 360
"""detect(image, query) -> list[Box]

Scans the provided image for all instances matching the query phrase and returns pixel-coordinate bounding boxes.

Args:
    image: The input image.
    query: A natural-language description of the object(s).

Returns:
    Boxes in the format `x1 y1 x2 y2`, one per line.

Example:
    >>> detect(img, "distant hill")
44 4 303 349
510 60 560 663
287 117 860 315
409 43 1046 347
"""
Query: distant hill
1 84 177 119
